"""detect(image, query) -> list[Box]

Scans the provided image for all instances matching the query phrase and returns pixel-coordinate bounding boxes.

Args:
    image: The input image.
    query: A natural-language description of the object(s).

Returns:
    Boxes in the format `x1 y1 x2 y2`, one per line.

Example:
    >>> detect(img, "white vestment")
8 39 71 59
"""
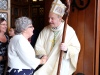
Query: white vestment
34 22 81 75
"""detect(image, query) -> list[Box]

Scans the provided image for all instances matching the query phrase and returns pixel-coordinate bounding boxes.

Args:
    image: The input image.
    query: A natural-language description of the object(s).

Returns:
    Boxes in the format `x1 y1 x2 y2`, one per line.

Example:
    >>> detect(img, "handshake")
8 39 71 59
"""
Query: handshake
40 55 48 64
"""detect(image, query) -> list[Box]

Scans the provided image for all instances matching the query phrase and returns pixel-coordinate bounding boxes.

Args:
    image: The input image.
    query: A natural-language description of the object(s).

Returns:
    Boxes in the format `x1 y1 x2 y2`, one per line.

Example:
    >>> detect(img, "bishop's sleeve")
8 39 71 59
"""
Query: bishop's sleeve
64 31 81 69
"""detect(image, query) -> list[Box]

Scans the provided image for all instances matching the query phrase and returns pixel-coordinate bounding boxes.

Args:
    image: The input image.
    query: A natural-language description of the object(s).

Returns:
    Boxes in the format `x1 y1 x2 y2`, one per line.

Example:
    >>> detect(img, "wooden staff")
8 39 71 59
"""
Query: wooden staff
57 0 71 75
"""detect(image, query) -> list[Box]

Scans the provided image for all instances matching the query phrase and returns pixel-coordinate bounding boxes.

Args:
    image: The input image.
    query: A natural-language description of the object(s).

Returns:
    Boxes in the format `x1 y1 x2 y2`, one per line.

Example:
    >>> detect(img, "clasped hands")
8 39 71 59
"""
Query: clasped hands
40 43 67 64
40 55 48 64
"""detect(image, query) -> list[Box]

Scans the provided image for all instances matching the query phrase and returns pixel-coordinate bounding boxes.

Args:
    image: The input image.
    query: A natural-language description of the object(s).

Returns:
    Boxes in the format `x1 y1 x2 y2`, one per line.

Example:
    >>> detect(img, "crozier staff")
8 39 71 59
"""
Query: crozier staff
57 0 71 75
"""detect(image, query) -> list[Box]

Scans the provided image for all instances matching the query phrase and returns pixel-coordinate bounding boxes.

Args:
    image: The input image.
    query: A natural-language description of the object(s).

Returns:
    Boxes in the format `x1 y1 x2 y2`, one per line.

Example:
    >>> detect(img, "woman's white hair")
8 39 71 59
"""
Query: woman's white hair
15 16 32 34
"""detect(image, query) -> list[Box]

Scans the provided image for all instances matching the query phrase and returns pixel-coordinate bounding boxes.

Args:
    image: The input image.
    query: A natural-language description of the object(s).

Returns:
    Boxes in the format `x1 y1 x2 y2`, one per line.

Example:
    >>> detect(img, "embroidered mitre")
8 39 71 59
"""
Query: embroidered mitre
50 0 66 17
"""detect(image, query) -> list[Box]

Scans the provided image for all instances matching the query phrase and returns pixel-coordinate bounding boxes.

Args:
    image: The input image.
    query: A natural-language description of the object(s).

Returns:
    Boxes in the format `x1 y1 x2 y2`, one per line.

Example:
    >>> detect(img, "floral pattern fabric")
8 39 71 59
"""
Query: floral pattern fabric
0 35 9 75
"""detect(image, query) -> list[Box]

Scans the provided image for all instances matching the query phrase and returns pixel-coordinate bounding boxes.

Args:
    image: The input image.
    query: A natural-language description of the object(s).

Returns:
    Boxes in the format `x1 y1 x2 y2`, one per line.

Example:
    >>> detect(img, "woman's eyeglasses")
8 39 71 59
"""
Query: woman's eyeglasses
28 26 33 28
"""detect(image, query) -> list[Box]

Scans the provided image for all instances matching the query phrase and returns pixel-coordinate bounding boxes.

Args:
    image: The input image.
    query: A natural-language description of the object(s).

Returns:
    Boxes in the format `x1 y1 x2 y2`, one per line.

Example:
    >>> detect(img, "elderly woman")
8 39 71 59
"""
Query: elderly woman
6 17 47 75
0 17 9 75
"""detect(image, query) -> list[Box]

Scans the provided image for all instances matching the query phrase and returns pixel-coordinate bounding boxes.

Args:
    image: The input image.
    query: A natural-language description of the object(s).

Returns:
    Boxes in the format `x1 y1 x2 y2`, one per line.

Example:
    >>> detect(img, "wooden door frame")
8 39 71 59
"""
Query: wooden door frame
95 0 100 75
8 0 11 30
